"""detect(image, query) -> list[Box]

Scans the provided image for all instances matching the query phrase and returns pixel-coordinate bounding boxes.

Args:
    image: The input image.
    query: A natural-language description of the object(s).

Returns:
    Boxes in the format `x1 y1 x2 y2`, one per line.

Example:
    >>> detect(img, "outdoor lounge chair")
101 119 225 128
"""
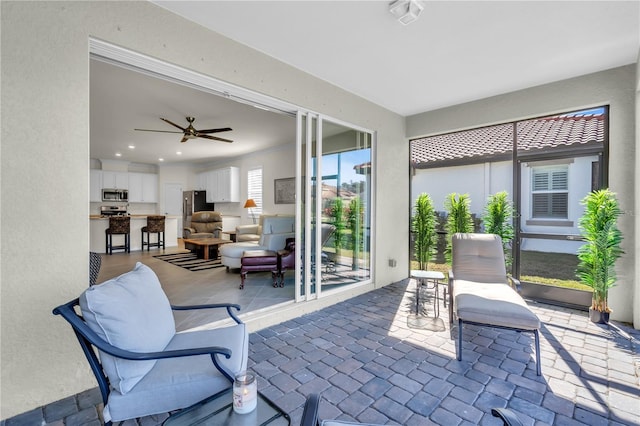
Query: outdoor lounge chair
53 262 248 424
450 233 541 375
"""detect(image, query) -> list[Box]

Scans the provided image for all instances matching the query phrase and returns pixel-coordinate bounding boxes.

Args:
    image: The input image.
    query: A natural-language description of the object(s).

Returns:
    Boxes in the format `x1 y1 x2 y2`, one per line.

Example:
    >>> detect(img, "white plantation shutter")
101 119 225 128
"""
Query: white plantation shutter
247 167 263 216
531 166 568 219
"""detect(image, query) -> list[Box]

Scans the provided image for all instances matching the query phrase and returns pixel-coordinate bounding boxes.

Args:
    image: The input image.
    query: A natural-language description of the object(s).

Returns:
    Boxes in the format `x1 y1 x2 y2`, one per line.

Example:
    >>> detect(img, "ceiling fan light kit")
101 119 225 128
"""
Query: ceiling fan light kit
389 0 424 26
134 116 233 143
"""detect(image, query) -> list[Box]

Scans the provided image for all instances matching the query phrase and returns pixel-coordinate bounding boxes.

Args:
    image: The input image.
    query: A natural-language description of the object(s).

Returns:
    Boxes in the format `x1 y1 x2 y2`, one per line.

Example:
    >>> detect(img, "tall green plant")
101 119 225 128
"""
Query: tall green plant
576 189 623 313
412 193 438 270
482 191 515 267
444 193 474 263
348 197 364 270
330 197 347 251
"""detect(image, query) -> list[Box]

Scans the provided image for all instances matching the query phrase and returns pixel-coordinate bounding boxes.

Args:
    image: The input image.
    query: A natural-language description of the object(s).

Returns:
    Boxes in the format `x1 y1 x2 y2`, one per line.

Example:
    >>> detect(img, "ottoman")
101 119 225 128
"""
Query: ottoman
240 250 278 289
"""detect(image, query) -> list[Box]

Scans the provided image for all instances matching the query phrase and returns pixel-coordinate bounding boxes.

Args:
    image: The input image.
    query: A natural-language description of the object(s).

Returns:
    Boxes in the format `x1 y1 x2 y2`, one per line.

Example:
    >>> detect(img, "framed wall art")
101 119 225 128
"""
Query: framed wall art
274 177 295 204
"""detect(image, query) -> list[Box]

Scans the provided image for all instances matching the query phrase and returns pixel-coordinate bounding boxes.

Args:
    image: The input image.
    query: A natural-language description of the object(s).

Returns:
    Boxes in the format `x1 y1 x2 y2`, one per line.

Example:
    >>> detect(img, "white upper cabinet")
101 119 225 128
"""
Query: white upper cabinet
90 170 103 202
201 167 239 203
128 172 158 203
102 171 129 189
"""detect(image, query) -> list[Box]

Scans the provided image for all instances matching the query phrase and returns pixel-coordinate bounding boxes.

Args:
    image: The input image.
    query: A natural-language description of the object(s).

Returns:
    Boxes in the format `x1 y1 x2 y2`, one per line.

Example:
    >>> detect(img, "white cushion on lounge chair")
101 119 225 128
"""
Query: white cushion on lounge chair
454 280 540 330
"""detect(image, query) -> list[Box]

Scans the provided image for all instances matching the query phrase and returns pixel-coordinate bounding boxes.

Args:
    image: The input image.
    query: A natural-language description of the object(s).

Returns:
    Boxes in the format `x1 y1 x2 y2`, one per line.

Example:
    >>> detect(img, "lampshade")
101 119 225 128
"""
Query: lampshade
243 199 257 208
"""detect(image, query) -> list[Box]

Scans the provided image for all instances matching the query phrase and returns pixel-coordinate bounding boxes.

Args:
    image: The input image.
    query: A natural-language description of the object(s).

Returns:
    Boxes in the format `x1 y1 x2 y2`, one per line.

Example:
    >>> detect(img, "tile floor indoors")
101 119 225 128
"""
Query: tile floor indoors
3 245 640 426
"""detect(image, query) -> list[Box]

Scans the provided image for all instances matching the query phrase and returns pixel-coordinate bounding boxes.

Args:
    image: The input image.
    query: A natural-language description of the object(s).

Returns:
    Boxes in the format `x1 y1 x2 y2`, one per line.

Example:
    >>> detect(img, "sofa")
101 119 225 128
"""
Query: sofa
235 223 261 242
183 211 223 239
220 215 295 269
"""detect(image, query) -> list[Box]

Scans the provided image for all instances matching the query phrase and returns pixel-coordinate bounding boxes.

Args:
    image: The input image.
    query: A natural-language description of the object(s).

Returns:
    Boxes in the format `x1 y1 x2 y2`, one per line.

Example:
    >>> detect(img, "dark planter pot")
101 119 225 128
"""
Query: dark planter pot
589 307 610 324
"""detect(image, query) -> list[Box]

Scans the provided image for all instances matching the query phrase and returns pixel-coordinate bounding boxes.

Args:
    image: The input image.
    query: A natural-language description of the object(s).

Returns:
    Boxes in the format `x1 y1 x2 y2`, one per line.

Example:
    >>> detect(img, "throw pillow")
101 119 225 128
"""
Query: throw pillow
79 262 175 394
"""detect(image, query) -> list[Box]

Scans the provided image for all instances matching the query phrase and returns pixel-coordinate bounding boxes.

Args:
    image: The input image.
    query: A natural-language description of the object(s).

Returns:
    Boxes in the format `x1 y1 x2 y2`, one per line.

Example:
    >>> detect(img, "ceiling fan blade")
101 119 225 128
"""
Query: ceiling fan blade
180 136 189 143
198 134 233 143
134 128 183 134
197 127 233 134
160 117 186 131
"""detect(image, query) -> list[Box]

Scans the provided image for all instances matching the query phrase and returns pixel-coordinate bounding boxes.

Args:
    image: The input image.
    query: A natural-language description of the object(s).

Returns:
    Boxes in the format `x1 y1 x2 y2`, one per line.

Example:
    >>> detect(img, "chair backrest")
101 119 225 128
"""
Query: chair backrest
107 216 130 234
452 233 507 283
190 211 223 234
320 224 336 248
89 252 102 286
146 215 165 233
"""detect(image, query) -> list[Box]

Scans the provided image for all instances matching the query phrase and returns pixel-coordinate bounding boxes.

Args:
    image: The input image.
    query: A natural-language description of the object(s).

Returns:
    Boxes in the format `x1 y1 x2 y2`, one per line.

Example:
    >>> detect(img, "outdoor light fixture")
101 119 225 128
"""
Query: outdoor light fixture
243 198 257 224
389 0 424 25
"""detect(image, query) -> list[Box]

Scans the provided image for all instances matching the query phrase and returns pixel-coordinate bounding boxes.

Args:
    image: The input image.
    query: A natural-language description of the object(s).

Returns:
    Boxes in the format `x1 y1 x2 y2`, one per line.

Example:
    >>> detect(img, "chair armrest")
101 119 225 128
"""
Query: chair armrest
491 408 524 426
507 275 522 293
301 394 320 426
183 227 196 238
53 300 234 362
171 303 242 324
448 270 455 324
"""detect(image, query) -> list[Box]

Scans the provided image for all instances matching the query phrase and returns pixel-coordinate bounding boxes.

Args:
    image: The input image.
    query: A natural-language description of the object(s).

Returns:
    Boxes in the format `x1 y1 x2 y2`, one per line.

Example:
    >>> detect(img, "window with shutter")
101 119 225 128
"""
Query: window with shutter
531 166 568 219
247 167 263 216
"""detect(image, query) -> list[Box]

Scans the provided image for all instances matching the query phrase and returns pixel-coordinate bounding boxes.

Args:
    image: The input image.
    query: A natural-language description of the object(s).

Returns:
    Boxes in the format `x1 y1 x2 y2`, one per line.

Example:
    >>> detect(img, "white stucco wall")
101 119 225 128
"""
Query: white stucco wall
412 161 512 217
1 1 406 418
407 66 637 326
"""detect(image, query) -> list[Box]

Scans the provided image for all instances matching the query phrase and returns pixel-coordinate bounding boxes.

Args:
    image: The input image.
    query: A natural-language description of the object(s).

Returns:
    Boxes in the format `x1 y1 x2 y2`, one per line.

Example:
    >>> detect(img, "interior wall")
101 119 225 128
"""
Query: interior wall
407 65 637 326
0 1 406 418
201 143 297 223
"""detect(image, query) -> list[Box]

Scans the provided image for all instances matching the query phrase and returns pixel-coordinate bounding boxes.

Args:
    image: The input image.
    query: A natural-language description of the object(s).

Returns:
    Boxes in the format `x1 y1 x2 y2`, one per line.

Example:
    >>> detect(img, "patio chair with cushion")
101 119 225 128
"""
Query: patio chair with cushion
449 233 541 375
53 262 248 425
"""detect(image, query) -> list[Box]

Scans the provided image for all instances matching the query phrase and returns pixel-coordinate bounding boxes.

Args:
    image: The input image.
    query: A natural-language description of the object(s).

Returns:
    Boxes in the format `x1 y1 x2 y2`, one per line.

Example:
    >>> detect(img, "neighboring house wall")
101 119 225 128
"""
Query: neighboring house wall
412 161 512 218
1 1 406 418
407 65 637 326
413 154 597 254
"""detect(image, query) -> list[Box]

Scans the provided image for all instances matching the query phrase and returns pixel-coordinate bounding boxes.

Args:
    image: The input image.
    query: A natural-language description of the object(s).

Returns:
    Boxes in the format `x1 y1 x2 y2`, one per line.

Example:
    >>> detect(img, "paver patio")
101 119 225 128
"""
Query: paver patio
4 279 639 426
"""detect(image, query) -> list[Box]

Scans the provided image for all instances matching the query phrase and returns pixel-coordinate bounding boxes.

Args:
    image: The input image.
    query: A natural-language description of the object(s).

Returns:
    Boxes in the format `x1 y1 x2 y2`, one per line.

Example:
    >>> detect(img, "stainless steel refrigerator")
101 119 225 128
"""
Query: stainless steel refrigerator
183 191 215 236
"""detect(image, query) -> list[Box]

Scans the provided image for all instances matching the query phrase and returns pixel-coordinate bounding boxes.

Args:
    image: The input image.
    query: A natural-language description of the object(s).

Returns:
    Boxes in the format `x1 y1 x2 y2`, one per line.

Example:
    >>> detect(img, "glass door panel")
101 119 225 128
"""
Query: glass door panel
515 108 606 307
317 118 372 294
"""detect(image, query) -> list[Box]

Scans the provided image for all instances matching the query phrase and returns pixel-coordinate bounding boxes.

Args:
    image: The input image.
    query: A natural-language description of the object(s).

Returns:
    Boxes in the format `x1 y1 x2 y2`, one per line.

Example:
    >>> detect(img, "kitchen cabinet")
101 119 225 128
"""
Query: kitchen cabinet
128 172 158 203
90 170 103 202
102 171 129 189
203 167 239 203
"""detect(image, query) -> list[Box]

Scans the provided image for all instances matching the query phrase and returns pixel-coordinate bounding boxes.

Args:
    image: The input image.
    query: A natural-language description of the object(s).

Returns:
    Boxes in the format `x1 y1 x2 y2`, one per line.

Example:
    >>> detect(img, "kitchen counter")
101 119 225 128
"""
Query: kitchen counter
89 216 179 253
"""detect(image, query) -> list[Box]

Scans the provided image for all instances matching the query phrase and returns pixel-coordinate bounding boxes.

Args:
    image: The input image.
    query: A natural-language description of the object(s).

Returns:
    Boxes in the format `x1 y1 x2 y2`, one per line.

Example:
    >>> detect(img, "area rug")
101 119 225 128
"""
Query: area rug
153 252 225 271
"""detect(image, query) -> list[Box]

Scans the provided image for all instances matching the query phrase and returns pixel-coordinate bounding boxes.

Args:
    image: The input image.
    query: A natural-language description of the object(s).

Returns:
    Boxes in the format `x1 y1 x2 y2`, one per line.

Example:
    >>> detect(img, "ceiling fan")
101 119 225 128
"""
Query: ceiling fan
135 116 233 143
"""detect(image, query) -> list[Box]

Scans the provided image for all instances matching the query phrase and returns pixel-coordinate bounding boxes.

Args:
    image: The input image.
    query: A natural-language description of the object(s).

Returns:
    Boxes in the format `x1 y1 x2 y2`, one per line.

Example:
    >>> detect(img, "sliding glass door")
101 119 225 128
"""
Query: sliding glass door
297 113 374 301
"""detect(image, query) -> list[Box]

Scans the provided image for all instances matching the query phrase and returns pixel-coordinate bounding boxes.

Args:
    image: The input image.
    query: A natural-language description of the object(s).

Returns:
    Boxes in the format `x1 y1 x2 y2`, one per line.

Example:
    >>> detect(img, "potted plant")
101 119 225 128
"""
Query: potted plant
412 193 438 270
482 191 515 268
444 193 474 264
348 197 364 271
576 189 623 324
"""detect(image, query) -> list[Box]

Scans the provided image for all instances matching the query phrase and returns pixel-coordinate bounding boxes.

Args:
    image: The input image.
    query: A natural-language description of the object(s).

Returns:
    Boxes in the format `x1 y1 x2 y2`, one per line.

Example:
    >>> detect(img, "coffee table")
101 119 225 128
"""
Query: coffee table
183 238 231 260
163 388 290 425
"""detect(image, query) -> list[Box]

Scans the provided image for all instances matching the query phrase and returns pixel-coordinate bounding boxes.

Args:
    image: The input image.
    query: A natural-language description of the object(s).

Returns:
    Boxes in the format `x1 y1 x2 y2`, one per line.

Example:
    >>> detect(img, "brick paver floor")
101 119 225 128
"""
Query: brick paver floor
4 279 639 425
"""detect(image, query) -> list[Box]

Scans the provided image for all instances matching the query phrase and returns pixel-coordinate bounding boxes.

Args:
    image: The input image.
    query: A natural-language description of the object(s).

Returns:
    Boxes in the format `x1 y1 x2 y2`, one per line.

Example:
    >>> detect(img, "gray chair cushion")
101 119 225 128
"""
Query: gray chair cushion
454 280 540 330
103 323 248 422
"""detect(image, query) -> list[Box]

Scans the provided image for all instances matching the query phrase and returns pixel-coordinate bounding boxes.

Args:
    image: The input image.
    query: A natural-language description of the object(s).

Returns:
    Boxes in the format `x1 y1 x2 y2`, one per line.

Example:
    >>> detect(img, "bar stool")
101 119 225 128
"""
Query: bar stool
141 215 165 251
105 216 130 255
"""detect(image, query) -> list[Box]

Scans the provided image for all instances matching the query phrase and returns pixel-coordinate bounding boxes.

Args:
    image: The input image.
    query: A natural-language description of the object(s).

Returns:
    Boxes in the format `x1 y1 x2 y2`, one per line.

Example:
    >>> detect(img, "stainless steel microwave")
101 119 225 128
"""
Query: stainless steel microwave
102 188 128 202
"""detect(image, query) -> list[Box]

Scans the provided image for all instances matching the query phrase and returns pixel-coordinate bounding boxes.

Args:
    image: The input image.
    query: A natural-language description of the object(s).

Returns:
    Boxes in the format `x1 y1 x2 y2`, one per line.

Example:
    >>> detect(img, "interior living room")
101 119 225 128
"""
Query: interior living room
2 1 639 424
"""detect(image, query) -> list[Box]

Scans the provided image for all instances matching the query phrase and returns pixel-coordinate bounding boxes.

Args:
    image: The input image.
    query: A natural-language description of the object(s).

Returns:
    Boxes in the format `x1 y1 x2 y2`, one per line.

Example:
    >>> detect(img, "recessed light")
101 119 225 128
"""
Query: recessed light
176 151 182 155
128 145 135 149
158 158 164 162
115 152 122 157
